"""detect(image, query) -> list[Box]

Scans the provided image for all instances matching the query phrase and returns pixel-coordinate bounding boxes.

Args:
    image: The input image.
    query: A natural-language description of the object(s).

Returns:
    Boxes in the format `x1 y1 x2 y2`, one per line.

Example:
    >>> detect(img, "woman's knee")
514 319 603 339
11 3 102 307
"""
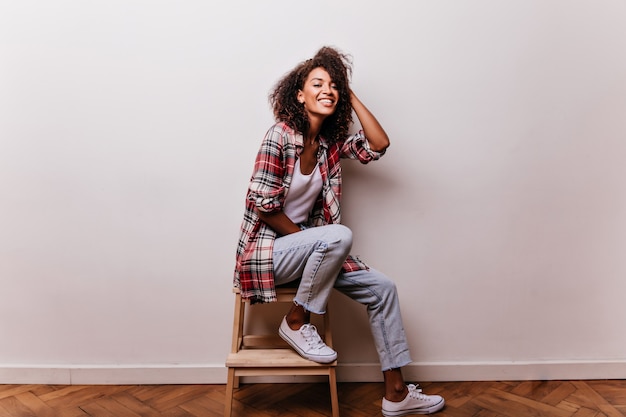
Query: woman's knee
370 271 399 301
324 224 353 252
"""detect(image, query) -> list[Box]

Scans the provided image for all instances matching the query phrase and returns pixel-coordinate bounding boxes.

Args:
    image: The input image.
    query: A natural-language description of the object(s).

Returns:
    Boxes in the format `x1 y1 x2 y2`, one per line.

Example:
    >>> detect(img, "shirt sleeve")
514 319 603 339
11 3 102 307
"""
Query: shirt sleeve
340 130 386 163
246 125 288 213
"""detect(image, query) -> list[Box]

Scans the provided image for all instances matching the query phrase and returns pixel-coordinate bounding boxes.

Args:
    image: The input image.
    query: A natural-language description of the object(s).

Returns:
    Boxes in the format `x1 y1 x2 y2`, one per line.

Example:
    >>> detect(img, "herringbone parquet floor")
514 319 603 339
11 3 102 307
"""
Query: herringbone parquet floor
1 380 625 416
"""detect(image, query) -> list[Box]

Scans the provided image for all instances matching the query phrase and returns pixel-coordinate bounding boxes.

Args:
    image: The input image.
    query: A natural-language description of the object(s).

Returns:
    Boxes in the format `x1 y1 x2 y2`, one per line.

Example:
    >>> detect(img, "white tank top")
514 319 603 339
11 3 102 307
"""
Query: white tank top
283 158 323 224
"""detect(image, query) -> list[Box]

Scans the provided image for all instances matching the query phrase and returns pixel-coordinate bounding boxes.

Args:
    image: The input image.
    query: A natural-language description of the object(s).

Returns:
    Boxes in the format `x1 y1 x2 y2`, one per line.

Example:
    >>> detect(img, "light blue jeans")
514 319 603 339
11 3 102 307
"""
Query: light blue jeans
273 224 412 371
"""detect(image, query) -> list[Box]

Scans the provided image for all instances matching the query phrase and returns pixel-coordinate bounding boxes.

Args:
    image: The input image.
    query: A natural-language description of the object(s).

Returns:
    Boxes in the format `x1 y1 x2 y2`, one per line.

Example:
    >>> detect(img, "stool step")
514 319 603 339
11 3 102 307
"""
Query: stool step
225 287 339 417
242 334 290 348
226 348 337 368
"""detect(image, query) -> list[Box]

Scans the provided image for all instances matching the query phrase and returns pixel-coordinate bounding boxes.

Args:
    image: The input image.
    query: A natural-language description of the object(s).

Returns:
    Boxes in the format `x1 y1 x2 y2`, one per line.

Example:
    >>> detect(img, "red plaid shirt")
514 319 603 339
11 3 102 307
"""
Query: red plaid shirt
234 122 385 303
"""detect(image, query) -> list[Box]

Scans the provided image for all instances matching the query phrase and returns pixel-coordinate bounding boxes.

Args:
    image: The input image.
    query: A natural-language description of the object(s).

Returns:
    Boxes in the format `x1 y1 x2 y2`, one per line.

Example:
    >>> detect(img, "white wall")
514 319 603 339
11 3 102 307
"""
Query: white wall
1 0 626 384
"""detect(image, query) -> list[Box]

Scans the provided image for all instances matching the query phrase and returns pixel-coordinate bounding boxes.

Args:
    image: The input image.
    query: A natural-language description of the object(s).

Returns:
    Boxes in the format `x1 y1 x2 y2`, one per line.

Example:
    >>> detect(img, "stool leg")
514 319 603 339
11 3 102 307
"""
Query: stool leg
329 368 339 417
224 367 236 417
228 291 244 400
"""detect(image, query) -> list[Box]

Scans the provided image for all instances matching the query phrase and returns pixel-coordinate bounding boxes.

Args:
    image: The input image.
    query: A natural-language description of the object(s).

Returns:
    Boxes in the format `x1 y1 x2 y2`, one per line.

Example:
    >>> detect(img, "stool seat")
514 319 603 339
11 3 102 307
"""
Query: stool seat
227 348 336 368
224 286 339 416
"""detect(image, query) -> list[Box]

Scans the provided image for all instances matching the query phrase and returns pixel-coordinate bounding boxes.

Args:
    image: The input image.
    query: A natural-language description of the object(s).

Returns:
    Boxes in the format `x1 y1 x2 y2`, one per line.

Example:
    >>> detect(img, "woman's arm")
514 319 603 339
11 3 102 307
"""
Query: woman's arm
257 210 301 236
248 125 301 236
350 91 390 152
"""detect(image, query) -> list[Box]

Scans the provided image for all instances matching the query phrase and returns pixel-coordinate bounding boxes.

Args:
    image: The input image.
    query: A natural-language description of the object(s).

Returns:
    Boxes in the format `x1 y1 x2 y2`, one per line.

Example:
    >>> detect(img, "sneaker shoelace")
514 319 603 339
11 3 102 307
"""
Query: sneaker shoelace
299 324 326 349
407 384 432 402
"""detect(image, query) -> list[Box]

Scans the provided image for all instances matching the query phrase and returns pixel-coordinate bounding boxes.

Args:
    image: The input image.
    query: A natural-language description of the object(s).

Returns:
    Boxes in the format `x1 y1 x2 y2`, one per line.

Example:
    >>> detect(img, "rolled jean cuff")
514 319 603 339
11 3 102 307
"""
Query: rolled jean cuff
381 352 412 372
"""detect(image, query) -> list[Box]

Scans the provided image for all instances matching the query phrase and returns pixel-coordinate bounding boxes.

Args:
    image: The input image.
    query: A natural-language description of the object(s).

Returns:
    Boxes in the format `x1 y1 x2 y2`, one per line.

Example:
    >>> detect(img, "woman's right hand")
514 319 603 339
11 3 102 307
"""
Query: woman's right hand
257 210 301 236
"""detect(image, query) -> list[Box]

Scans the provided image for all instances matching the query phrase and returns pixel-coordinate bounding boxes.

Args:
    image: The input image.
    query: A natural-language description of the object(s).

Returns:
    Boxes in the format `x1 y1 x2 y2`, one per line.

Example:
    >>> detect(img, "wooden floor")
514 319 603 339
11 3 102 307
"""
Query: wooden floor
1 380 625 416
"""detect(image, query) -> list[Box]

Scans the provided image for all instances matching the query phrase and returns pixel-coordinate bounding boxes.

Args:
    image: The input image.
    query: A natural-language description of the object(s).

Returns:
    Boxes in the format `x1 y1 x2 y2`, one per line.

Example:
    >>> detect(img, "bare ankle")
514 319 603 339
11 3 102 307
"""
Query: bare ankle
385 385 408 402
383 368 408 401
286 303 309 330
286 318 304 330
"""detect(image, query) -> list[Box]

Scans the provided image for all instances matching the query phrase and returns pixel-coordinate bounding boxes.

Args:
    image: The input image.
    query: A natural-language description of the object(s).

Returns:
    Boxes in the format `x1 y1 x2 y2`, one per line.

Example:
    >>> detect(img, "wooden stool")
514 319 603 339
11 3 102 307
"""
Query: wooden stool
225 287 339 417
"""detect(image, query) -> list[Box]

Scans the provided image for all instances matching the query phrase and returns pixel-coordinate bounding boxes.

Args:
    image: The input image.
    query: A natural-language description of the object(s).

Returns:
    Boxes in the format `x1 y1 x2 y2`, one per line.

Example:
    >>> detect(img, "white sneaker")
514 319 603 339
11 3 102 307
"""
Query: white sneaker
278 316 337 363
382 384 445 416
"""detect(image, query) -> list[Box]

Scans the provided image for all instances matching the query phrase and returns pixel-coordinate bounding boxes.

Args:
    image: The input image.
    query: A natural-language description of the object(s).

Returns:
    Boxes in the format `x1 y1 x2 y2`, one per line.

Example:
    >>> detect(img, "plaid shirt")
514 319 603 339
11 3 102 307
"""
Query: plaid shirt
234 122 386 303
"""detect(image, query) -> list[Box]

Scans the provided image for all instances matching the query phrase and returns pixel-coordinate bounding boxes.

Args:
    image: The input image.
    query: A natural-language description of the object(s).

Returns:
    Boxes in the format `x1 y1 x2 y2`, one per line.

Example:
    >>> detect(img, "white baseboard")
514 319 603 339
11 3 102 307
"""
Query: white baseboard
338 360 626 382
2 360 626 385
0 364 228 385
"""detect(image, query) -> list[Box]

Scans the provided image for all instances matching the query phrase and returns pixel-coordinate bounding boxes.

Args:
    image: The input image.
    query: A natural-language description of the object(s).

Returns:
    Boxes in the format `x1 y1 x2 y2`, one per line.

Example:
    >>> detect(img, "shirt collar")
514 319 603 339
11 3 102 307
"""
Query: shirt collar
295 132 329 150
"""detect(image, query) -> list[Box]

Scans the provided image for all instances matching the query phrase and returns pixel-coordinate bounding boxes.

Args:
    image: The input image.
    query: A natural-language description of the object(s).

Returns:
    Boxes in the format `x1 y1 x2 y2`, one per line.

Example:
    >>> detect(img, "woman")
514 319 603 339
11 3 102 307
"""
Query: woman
234 46 445 416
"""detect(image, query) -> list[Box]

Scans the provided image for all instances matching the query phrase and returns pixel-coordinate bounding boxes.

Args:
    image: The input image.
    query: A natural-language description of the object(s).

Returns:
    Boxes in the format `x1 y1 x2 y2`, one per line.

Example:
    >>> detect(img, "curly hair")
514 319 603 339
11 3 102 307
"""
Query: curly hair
269 46 353 144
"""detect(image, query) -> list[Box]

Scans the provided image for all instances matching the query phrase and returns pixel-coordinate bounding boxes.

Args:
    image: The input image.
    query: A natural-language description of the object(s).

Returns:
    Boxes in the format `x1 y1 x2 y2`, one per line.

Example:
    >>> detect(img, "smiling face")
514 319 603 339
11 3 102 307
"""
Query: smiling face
297 67 338 122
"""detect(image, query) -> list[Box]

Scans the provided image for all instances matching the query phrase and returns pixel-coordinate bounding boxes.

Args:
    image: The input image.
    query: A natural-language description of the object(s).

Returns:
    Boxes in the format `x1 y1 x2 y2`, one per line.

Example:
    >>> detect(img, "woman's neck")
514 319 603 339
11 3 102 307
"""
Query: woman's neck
305 118 323 144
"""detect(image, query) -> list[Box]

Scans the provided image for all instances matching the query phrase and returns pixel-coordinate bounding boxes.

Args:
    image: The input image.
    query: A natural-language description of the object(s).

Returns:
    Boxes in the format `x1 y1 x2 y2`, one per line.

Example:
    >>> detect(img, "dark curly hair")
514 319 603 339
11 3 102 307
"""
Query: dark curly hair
269 46 353 144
